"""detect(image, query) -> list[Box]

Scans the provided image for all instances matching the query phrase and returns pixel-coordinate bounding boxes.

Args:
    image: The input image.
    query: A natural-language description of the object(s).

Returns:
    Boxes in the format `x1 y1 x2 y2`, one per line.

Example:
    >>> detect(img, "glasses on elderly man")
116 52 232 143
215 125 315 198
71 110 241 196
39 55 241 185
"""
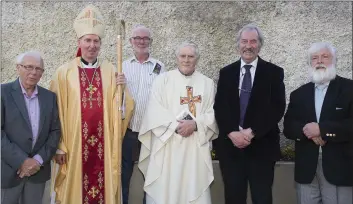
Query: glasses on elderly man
19 64 44 73
131 36 151 42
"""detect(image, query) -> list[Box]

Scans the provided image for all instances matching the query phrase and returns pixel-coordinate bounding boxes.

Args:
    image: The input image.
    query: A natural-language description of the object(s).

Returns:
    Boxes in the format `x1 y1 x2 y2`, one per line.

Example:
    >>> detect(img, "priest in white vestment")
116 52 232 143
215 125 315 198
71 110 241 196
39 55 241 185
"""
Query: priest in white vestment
138 41 219 204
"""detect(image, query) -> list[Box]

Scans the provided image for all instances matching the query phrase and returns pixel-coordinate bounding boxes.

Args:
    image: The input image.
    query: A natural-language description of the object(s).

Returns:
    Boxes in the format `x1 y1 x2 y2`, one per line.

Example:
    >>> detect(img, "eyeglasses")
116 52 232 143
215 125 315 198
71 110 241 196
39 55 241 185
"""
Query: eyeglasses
19 64 44 73
131 36 151 42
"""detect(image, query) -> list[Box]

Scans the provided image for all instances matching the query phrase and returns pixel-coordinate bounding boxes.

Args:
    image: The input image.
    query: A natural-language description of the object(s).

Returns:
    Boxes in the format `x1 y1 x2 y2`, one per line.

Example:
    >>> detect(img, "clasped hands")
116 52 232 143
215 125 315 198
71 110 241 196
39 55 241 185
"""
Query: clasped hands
303 122 326 146
17 158 41 178
175 120 197 137
228 128 254 149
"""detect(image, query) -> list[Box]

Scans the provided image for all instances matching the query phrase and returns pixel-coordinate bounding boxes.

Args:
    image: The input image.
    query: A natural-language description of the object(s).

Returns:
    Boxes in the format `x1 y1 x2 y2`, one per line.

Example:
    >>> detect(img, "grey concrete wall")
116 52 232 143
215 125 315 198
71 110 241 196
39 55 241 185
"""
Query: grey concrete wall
2 2 351 203
1 2 352 145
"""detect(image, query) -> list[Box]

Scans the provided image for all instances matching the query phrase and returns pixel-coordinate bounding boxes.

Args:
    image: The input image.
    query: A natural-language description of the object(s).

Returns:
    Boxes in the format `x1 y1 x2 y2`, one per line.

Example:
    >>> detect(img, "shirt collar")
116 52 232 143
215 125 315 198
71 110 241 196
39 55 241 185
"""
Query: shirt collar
129 55 156 65
81 57 98 67
19 78 38 97
315 81 330 90
177 68 195 78
240 57 258 69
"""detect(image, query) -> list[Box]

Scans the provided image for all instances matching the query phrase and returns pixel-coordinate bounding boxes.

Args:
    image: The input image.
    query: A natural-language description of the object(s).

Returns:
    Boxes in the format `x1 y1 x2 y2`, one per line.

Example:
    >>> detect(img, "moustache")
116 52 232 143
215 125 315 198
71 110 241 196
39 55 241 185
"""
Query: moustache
243 48 254 53
315 64 327 70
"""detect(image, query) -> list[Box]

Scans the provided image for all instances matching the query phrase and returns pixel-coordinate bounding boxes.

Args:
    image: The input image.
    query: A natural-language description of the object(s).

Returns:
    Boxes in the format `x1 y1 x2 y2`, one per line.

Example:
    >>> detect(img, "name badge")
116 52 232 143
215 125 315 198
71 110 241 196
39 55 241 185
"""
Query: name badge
152 63 162 75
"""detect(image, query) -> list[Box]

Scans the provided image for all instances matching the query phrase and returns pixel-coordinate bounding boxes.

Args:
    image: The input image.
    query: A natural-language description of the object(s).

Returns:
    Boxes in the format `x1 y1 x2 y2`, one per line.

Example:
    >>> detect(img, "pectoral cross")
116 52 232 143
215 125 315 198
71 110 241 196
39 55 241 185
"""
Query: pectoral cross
180 86 202 117
86 84 98 108
86 84 98 95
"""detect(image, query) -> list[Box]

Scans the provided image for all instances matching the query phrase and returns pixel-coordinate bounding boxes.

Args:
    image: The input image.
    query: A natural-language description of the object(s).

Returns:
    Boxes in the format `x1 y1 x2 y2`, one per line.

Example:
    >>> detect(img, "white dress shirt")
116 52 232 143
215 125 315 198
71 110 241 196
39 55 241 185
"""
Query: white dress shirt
239 57 258 96
123 56 166 132
238 57 258 130
315 81 330 154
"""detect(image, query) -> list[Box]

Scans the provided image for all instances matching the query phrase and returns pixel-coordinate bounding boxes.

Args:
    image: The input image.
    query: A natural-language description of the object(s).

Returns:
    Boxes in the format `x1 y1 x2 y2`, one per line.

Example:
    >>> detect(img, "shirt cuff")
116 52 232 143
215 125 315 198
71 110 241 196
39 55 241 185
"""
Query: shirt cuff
33 154 43 165
56 149 65 154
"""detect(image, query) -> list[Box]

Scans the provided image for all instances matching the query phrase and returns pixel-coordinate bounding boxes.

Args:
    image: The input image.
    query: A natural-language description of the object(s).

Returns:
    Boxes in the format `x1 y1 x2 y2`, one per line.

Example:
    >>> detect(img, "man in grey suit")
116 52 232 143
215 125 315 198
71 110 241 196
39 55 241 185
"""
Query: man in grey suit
1 51 61 204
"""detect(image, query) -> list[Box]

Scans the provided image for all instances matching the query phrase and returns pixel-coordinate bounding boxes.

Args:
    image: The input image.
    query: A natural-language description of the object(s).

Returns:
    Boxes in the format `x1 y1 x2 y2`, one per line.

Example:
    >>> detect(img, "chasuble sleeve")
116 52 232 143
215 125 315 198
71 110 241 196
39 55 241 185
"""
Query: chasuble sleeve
194 80 219 146
139 74 179 143
49 66 69 154
49 64 71 193
111 68 121 194
121 88 134 135
138 73 178 177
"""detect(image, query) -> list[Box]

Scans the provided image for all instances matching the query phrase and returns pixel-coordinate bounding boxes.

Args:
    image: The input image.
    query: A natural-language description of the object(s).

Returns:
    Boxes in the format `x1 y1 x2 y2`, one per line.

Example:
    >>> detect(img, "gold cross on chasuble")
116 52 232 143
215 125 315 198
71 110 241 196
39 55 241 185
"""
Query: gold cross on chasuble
87 135 98 147
86 84 98 104
88 186 100 198
180 86 202 117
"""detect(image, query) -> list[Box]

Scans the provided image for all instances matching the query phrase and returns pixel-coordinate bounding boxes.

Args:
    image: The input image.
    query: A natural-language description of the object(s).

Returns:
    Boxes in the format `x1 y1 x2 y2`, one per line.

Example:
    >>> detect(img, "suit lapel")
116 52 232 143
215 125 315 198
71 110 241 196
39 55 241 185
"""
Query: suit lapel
37 87 46 136
249 57 266 102
304 83 318 122
11 80 31 129
245 57 267 114
233 60 241 100
320 77 339 122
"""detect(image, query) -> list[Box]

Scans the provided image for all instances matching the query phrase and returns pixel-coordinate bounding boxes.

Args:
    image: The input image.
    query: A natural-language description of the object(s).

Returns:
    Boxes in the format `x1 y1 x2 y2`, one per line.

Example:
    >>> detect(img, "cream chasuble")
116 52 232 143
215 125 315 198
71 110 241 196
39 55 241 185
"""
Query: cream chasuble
138 69 219 204
49 57 134 204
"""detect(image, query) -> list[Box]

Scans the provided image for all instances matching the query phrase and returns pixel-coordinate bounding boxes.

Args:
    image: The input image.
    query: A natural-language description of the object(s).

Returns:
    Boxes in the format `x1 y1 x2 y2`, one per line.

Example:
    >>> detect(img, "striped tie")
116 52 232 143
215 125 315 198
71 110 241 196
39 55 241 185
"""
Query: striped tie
239 65 252 127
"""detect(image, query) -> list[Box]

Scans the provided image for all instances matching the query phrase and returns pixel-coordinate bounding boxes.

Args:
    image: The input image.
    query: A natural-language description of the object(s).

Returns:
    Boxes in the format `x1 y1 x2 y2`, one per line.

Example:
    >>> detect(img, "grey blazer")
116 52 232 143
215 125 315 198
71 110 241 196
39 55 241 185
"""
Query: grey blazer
1 79 61 188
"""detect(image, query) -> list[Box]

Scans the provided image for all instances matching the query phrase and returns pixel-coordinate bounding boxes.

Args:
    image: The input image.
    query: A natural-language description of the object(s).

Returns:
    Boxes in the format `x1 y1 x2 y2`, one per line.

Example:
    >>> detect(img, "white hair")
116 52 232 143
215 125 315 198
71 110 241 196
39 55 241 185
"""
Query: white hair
130 24 152 39
307 42 337 66
16 51 44 68
236 23 264 50
175 41 200 60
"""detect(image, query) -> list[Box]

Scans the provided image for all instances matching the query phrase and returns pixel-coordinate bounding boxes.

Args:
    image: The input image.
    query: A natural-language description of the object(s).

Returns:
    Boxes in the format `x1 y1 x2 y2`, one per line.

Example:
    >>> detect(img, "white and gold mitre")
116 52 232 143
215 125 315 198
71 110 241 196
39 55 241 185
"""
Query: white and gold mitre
73 4 105 39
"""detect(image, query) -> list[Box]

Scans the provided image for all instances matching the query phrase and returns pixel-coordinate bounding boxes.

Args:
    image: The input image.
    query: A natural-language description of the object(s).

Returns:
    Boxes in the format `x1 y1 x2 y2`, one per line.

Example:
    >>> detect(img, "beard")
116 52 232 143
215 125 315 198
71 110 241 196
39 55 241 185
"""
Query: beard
309 64 336 84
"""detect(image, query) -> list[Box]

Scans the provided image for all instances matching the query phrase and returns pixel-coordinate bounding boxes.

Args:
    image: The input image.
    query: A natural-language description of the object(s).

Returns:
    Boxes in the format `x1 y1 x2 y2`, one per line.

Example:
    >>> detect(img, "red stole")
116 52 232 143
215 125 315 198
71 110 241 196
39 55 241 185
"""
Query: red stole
78 67 105 204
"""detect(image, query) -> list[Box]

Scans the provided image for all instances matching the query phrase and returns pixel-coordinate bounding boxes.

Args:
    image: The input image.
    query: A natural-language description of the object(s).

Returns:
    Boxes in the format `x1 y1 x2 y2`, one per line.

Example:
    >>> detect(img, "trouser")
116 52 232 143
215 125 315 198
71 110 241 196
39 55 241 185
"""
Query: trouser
122 128 146 204
296 154 353 204
1 179 46 204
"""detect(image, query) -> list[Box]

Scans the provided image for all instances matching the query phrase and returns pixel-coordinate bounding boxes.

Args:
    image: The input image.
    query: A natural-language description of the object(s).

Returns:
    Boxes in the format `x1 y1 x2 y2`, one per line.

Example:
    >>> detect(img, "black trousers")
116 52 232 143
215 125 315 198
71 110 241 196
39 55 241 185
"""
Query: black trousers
216 140 275 204
122 129 139 204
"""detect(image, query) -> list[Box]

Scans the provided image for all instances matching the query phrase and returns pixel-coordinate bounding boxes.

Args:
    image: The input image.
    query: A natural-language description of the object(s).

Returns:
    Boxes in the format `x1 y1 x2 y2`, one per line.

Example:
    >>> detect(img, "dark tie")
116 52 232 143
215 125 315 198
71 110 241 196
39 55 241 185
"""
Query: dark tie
239 65 252 127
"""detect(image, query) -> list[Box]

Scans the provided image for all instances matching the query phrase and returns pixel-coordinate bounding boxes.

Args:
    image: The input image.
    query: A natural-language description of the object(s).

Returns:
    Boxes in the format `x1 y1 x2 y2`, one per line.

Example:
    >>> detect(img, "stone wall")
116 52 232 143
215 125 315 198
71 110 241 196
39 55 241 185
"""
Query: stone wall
2 1 352 146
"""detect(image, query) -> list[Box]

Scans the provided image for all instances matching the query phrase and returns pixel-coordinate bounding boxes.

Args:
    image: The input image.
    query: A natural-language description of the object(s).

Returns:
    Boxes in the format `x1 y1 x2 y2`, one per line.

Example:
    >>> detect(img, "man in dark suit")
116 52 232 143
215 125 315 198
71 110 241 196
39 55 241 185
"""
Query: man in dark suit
213 24 286 204
1 51 61 204
283 42 352 204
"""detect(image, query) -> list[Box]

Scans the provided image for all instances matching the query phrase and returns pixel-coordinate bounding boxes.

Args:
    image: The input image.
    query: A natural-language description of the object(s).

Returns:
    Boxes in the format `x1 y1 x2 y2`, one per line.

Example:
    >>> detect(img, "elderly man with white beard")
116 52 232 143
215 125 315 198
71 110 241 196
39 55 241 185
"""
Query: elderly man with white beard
283 42 353 204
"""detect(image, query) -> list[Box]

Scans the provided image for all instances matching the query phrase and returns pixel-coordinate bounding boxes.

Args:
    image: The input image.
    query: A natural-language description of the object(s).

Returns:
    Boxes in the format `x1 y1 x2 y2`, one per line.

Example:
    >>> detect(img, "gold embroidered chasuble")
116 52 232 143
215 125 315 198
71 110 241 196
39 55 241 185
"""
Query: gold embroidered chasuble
50 57 134 204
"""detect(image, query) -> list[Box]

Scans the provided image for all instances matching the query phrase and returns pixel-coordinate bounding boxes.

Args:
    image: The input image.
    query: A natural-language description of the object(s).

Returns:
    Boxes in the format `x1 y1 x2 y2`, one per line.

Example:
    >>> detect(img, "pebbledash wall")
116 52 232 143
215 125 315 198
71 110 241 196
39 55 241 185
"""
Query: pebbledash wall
1 1 352 147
